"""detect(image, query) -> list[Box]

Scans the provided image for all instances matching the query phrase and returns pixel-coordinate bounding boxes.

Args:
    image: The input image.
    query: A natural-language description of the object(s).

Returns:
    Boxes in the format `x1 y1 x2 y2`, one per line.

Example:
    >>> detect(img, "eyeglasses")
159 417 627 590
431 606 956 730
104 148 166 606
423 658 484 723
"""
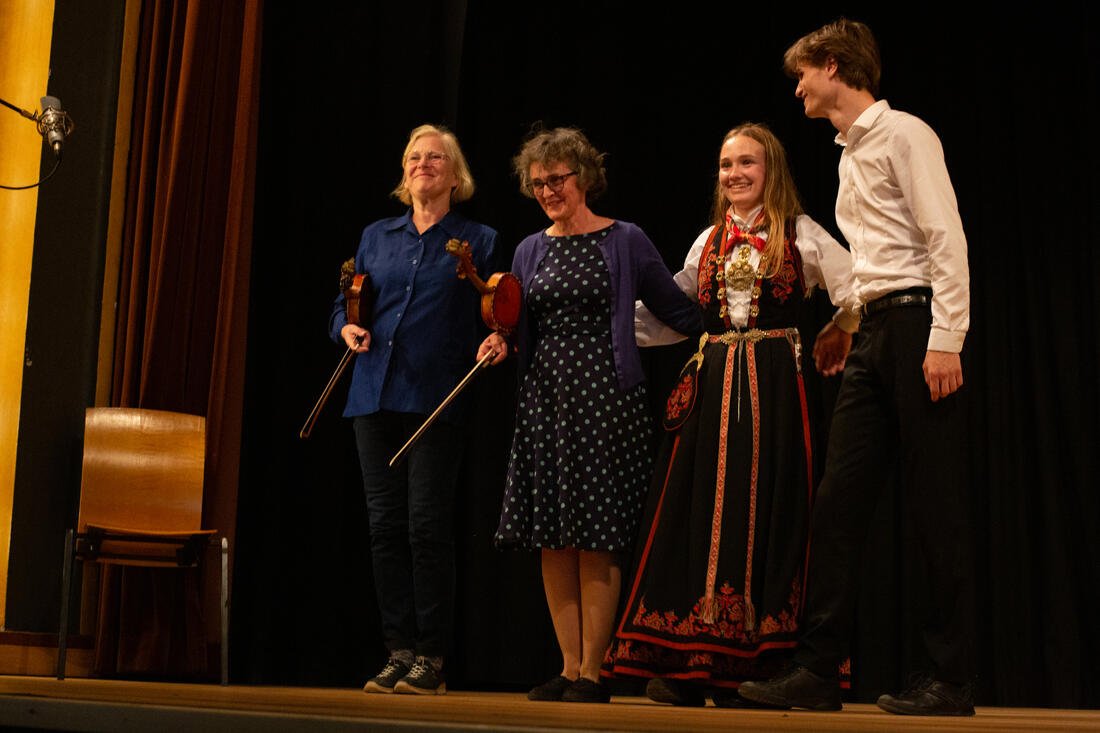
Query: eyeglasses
406 151 447 166
527 171 577 195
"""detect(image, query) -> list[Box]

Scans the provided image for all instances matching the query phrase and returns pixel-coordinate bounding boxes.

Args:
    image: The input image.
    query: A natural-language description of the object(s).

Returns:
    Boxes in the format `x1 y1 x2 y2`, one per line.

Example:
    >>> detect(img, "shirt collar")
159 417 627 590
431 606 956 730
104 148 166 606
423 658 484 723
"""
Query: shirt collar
730 205 764 230
384 210 413 232
834 99 890 148
386 208 465 238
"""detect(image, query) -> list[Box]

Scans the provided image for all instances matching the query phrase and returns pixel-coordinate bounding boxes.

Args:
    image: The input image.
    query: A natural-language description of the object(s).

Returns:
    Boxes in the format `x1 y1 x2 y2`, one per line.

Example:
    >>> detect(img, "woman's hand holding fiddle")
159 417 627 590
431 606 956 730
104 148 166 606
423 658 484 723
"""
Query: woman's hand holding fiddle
477 332 509 365
341 323 371 353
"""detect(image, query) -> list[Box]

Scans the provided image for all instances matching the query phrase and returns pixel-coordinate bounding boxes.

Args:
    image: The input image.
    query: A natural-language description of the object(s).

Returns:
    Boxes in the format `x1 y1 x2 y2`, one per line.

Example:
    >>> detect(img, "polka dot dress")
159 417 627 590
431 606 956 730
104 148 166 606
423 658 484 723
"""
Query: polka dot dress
495 225 653 552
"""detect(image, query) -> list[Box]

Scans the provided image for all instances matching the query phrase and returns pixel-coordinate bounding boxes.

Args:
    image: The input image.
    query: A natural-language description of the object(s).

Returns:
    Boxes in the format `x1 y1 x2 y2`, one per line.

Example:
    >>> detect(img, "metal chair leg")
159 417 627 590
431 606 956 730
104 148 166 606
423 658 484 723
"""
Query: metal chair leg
57 529 75 680
220 536 229 686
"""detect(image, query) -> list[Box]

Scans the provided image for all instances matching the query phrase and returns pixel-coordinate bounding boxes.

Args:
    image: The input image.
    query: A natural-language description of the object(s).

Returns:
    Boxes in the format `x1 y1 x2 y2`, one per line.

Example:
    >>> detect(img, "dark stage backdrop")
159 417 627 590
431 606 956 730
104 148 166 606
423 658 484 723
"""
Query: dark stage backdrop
233 0 1100 708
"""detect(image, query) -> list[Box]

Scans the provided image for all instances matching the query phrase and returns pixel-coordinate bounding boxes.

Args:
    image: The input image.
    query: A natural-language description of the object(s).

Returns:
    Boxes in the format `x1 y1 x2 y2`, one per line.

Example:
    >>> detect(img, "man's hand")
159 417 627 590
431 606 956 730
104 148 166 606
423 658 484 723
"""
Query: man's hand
813 321 853 376
923 350 963 401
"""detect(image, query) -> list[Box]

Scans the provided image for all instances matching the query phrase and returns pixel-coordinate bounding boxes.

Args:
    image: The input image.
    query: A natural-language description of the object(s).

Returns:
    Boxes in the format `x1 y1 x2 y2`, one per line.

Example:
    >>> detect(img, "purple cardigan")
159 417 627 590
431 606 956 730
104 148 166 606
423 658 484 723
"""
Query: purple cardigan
510 221 702 391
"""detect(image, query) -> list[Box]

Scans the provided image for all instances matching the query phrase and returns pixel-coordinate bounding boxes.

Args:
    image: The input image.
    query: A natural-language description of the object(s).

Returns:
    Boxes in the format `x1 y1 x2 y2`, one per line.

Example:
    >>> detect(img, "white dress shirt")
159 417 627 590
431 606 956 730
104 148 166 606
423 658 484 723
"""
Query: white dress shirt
635 208 859 346
835 99 970 353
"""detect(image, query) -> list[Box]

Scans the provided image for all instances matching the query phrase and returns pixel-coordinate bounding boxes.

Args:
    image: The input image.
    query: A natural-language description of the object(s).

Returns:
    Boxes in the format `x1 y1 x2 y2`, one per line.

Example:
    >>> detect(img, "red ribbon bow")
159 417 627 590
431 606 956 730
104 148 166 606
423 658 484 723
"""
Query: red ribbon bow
725 209 767 252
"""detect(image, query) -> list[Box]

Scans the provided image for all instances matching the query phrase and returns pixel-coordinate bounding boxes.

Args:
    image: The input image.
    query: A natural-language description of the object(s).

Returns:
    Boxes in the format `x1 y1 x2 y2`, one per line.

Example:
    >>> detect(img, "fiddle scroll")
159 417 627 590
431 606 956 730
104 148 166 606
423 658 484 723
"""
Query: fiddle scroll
340 257 372 328
445 238 521 335
300 260 372 439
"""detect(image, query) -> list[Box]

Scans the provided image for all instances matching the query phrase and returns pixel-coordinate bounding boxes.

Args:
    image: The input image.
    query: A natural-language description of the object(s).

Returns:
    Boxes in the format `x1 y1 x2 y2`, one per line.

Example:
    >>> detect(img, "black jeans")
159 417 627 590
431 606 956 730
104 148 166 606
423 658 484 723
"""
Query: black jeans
354 411 465 658
794 305 975 685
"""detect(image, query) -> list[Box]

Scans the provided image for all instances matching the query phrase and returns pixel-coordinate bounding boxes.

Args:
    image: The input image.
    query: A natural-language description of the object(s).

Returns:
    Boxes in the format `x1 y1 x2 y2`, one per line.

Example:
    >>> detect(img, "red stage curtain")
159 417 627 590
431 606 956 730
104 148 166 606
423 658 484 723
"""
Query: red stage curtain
98 0 262 677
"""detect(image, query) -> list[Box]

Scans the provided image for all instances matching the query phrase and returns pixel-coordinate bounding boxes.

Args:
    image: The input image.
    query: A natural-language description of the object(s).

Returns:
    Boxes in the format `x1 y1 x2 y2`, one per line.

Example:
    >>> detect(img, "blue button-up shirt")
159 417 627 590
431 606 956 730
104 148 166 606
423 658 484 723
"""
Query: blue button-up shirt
329 210 498 425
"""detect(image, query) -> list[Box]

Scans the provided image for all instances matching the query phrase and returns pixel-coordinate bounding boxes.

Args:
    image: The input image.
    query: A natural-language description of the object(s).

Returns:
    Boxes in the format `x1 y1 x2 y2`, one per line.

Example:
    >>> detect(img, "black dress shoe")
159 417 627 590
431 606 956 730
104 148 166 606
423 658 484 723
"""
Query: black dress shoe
877 674 974 716
645 677 705 707
737 664 841 711
528 675 574 701
561 677 611 703
712 688 787 709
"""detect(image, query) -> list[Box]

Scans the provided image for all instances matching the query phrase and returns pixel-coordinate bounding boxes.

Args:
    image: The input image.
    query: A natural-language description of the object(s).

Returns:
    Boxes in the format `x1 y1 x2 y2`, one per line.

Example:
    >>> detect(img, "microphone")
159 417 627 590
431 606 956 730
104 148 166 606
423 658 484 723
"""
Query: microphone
36 96 74 159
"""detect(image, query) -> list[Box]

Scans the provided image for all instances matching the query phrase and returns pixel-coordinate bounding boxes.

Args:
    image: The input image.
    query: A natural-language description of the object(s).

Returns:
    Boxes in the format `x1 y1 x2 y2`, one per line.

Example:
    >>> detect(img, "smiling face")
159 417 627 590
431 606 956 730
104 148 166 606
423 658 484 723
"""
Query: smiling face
529 159 586 225
718 135 766 218
402 134 458 204
794 60 836 119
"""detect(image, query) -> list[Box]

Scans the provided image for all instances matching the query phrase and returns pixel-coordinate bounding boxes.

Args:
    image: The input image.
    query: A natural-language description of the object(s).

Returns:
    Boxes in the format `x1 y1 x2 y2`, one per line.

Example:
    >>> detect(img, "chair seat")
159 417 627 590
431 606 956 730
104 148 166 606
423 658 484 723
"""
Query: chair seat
85 523 217 539
80 524 219 568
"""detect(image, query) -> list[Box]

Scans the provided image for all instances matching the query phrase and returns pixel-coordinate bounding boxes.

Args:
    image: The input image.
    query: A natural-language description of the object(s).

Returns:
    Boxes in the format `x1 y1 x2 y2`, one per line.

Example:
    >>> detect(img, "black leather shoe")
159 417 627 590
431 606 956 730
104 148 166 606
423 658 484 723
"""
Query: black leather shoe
528 675 574 701
737 664 841 711
645 677 705 707
877 674 974 716
713 688 787 709
561 677 611 703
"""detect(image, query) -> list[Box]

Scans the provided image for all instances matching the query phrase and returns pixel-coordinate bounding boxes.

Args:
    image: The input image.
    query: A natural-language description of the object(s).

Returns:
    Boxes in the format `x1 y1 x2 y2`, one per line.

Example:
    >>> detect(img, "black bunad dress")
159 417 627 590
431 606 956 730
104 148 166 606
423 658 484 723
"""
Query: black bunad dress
604 221 846 690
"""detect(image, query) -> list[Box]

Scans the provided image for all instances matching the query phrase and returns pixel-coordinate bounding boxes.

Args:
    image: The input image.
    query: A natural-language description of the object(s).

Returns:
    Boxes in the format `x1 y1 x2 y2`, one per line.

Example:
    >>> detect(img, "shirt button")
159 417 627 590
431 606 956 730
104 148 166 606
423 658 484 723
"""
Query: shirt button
388 340 393 346
412 259 417 264
406 286 411 291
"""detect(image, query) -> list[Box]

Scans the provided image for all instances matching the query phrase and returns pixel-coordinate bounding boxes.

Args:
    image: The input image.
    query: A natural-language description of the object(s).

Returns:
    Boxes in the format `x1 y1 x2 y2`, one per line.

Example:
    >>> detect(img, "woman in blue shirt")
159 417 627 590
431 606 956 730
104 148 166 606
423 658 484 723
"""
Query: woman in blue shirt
330 124 497 696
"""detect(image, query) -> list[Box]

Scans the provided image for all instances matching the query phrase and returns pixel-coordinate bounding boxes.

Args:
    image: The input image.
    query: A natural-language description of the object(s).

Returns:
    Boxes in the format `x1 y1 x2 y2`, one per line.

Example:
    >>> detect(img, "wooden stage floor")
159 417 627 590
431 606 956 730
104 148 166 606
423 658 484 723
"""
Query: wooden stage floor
0 676 1096 732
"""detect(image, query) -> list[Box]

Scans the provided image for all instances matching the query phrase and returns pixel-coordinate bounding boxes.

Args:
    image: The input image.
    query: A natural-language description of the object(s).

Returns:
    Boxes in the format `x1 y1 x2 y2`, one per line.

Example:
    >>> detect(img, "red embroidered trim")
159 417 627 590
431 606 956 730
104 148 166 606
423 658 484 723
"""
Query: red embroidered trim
696 226 725 310
615 434 681 638
703 347 736 622
663 372 696 431
770 253 799 302
743 341 761 632
795 369 813 616
620 580 803 651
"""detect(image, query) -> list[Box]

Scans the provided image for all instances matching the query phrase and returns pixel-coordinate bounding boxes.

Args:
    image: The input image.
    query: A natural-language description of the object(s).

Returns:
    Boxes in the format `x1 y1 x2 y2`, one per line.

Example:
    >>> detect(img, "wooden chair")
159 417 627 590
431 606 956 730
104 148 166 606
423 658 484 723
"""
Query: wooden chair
57 407 228 684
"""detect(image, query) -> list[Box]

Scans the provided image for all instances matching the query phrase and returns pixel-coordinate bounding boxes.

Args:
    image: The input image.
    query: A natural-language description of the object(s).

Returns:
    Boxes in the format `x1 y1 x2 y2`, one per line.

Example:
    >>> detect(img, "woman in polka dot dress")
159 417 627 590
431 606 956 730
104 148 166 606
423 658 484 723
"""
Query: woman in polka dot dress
478 128 701 703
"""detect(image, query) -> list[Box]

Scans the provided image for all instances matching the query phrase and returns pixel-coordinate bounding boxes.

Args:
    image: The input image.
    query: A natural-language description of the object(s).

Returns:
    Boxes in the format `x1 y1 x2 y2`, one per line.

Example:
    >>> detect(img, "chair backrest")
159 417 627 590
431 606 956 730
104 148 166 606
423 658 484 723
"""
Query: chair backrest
76 407 207 534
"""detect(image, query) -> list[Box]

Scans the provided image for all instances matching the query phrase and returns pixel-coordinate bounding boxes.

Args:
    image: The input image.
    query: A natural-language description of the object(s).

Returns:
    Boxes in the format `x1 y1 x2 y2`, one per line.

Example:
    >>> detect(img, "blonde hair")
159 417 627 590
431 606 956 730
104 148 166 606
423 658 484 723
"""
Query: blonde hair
710 123 803 279
391 124 475 204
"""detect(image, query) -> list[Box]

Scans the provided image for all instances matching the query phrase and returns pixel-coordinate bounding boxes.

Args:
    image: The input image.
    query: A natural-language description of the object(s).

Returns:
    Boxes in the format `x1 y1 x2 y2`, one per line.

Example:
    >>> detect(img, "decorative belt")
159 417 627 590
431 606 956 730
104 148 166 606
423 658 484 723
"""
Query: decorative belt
861 288 932 316
709 327 800 346
706 328 802 421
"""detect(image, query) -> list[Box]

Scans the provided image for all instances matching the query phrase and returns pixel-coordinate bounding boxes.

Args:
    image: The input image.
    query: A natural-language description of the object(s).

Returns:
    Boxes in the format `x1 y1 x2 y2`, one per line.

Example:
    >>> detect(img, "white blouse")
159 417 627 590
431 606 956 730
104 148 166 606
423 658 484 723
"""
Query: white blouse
636 209 860 346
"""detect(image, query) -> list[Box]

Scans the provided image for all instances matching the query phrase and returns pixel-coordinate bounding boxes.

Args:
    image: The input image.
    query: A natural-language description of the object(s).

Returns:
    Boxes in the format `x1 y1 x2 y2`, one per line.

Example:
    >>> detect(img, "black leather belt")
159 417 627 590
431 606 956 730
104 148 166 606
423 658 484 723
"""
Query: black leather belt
861 288 932 316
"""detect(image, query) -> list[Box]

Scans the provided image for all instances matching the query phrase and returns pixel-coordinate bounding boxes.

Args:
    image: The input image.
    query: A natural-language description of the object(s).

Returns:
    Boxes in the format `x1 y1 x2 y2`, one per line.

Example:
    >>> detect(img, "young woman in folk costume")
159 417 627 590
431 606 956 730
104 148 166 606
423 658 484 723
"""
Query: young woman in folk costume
603 123 858 707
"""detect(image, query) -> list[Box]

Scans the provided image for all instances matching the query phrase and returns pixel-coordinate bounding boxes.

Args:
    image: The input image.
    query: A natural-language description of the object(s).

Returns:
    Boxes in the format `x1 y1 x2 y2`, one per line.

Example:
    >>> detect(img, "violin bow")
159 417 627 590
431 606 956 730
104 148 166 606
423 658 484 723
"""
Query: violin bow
389 239 520 464
389 351 494 467
299 334 362 439
300 259 364 439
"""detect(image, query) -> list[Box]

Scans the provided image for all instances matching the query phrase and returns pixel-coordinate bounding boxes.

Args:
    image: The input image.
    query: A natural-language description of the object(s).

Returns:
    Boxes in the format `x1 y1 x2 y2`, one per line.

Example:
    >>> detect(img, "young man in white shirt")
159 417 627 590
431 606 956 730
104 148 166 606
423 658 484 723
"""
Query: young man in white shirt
738 18 975 716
